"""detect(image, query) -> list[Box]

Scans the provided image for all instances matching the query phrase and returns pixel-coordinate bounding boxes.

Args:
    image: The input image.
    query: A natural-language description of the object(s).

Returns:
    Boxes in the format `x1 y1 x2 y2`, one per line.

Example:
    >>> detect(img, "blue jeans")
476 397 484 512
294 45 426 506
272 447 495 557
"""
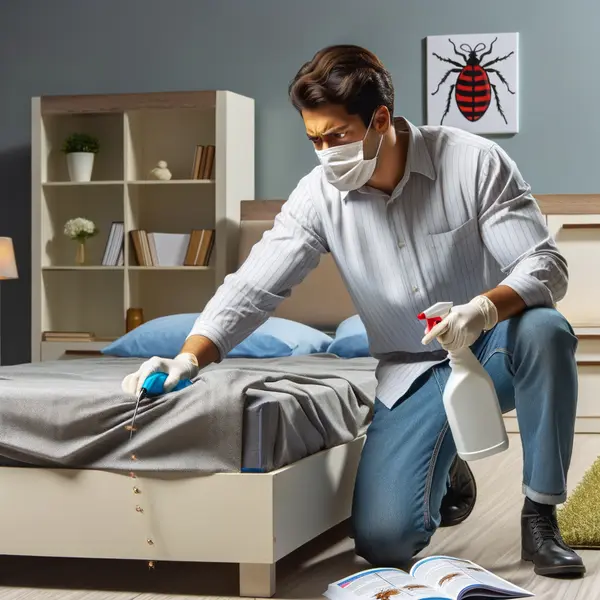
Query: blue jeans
351 307 578 567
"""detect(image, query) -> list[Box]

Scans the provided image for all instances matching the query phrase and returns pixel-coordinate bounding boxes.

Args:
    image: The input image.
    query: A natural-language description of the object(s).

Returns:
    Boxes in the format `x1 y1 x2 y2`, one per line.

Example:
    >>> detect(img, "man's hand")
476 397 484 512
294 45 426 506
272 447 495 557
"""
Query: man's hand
122 353 200 396
421 296 498 352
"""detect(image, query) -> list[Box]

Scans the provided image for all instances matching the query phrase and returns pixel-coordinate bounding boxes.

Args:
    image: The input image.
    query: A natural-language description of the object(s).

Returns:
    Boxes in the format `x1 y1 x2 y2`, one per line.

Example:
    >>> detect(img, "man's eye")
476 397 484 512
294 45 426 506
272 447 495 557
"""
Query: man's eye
333 132 347 139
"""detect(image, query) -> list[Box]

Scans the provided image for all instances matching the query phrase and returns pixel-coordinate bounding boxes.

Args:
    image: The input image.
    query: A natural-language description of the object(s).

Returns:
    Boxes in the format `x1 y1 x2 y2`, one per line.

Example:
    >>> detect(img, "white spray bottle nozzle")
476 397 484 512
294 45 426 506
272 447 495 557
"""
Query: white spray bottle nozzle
417 302 453 334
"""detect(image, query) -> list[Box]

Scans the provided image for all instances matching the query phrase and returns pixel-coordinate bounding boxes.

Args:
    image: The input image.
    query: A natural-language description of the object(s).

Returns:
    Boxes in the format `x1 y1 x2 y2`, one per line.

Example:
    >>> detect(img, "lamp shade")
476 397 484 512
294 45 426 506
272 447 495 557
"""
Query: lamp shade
0 238 18 280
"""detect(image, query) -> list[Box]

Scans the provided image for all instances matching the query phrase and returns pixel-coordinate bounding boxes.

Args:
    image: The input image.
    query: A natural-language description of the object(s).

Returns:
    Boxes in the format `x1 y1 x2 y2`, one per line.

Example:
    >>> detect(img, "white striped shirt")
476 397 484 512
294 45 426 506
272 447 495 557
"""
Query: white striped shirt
189 118 568 408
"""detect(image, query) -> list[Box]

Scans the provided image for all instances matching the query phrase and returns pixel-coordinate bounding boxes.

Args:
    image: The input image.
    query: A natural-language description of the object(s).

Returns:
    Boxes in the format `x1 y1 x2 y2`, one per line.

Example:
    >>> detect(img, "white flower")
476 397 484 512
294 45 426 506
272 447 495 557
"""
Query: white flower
64 217 97 240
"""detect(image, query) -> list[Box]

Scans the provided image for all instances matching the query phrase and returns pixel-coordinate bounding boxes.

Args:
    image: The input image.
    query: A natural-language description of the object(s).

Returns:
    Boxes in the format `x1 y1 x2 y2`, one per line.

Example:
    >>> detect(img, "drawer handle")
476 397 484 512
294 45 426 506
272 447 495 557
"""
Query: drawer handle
561 223 600 230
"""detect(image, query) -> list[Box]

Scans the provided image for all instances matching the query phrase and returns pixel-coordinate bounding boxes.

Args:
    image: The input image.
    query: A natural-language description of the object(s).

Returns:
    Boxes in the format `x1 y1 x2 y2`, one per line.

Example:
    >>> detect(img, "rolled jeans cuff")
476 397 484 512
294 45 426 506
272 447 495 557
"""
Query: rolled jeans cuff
523 483 566 505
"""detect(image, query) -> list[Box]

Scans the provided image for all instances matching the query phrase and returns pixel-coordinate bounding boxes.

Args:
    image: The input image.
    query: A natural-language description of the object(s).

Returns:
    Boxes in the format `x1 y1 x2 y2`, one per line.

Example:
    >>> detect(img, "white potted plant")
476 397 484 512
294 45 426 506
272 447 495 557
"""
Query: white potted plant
64 218 98 265
62 133 100 182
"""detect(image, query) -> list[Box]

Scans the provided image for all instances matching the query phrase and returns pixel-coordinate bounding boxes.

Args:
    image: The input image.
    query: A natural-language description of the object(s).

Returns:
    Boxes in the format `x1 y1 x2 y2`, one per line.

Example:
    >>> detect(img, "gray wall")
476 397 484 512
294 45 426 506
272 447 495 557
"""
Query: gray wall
1 0 597 364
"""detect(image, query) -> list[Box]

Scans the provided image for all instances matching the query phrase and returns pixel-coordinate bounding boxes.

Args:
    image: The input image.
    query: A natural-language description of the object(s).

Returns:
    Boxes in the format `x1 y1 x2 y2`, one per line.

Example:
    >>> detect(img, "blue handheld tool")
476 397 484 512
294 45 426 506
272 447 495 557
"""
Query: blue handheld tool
141 372 193 397
128 373 193 437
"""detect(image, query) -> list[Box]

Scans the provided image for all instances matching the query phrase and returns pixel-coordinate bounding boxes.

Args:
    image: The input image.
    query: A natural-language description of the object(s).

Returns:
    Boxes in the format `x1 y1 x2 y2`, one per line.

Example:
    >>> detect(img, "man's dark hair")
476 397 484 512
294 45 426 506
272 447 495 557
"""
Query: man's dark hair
289 45 394 127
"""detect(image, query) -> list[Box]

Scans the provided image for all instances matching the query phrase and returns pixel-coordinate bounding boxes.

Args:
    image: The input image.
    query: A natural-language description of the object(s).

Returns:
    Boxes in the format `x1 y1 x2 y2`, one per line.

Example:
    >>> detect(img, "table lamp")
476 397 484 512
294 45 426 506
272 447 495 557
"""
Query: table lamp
0 237 18 364
0 238 18 280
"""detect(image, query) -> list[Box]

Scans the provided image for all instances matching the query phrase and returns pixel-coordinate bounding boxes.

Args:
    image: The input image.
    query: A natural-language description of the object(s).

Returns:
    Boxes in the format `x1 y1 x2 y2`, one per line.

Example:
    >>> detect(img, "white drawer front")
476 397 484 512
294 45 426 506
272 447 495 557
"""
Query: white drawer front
548 214 600 327
576 364 600 417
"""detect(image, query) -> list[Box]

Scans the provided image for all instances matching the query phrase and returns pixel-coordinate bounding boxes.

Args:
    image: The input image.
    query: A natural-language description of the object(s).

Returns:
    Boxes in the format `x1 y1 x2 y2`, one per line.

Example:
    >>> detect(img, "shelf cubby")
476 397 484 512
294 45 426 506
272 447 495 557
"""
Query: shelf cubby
42 113 124 183
41 184 124 267
41 270 125 340
125 108 215 181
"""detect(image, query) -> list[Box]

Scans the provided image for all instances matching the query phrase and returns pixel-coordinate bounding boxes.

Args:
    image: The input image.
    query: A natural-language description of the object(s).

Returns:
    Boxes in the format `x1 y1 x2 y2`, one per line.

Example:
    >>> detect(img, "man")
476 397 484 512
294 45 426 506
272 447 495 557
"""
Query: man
123 45 584 576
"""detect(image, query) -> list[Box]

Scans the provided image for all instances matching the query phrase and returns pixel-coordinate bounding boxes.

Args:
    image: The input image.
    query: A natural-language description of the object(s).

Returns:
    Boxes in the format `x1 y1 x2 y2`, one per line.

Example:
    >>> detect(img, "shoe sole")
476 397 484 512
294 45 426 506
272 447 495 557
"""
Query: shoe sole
521 552 586 577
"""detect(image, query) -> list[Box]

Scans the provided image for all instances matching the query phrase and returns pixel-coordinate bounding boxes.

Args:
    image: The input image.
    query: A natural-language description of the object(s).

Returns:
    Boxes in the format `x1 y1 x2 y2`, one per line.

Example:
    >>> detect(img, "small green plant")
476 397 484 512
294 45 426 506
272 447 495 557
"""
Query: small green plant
62 133 100 154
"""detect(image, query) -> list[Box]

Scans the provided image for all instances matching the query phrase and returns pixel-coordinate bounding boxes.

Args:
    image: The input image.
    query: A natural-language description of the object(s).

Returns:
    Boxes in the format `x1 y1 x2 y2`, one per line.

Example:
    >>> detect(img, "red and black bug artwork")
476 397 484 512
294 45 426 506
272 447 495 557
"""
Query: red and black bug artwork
427 33 519 134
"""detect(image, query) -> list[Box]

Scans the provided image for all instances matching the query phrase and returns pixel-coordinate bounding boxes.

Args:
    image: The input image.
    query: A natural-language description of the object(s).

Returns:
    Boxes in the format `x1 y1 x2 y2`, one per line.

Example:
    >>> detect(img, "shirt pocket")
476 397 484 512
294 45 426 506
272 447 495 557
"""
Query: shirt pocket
423 217 482 292
427 217 479 245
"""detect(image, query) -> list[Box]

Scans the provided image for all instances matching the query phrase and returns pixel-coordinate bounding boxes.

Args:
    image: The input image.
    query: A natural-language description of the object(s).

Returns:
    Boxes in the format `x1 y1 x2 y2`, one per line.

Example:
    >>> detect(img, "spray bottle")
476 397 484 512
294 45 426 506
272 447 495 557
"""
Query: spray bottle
418 302 509 461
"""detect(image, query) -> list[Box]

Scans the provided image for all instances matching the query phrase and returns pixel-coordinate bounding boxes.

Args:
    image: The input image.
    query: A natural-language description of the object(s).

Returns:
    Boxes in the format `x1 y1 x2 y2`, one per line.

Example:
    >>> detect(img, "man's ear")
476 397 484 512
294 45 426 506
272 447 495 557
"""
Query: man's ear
373 106 391 133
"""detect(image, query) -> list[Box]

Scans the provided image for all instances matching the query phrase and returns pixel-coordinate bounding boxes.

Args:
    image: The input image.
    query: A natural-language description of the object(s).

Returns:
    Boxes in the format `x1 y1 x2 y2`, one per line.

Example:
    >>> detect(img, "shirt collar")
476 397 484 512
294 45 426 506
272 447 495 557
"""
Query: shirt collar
395 117 436 181
341 117 436 202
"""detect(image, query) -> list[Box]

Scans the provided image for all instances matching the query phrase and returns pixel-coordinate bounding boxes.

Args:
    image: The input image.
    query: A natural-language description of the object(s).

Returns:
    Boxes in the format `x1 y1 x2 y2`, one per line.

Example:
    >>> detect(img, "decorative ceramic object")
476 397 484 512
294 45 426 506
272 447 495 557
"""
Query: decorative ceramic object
126 307 144 332
63 217 98 265
62 133 100 182
150 161 172 180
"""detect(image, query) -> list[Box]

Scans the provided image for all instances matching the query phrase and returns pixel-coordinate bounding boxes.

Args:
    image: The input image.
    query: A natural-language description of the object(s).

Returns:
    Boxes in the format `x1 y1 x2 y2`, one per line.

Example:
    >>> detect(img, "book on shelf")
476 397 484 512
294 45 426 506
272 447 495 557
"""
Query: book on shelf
149 233 190 266
202 145 215 180
325 556 532 600
191 145 204 179
43 331 95 342
130 230 145 266
102 222 124 266
190 144 215 180
184 229 215 266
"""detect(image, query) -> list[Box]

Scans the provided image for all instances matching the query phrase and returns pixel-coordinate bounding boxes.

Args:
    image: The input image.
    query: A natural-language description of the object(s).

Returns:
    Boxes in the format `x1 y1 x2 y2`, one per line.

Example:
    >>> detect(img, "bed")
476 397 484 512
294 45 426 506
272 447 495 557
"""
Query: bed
0 200 374 597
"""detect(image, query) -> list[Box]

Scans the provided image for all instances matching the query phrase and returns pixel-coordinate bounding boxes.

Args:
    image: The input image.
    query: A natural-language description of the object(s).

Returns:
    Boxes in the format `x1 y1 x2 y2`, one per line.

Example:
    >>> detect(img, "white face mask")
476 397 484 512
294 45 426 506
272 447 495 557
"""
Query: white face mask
315 112 384 192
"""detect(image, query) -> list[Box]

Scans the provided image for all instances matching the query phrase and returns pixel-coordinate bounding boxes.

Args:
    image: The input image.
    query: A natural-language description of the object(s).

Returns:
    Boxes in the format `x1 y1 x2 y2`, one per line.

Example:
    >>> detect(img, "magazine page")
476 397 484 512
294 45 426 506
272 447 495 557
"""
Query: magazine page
409 556 533 599
324 568 452 600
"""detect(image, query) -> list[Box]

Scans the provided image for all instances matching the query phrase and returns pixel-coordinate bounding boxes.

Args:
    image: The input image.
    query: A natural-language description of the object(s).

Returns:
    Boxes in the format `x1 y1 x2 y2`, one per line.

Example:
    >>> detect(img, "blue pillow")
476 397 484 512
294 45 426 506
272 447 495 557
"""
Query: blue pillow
101 313 332 359
327 315 371 358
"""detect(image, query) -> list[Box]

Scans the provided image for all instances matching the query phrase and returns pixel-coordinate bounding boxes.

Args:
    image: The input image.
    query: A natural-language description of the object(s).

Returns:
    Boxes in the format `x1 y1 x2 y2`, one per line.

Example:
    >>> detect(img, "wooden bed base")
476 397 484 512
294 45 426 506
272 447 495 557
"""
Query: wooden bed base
0 436 365 597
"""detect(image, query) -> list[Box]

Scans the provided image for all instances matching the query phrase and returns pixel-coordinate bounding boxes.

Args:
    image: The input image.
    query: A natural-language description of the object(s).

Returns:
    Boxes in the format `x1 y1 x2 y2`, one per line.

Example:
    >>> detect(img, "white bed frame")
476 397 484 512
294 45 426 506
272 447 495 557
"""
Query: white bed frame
0 436 364 596
4 199 367 597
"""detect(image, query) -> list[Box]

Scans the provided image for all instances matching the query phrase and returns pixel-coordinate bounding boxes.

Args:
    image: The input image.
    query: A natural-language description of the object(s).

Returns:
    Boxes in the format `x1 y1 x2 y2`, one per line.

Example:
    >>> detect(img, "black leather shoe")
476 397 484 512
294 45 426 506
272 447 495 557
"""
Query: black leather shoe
440 456 477 527
521 498 585 577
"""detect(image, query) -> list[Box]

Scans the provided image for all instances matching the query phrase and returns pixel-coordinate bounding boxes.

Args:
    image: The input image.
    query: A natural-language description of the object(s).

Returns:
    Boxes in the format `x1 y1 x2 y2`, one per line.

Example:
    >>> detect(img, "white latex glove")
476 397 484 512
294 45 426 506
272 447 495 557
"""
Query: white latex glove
121 353 200 396
421 296 498 352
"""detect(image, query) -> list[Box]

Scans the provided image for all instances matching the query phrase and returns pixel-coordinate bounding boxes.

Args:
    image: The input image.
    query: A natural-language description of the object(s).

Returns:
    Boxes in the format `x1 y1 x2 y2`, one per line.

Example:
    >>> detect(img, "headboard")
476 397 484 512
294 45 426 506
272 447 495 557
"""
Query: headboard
237 195 600 330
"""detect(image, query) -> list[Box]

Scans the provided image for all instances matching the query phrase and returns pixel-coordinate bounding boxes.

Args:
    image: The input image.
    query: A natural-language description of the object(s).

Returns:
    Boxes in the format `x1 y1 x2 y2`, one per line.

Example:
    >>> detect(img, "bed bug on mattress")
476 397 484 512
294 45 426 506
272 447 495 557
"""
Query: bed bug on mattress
431 37 515 125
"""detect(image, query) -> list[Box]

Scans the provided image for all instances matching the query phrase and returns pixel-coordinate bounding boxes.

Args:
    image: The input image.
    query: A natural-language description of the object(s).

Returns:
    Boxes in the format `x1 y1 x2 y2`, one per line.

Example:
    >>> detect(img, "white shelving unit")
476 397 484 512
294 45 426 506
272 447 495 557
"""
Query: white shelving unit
31 91 254 362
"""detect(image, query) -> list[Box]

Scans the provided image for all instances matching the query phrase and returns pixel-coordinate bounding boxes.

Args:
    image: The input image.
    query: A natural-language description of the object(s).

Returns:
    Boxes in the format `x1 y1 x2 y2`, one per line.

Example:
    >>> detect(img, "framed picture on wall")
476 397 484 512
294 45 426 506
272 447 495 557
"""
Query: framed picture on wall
426 32 519 134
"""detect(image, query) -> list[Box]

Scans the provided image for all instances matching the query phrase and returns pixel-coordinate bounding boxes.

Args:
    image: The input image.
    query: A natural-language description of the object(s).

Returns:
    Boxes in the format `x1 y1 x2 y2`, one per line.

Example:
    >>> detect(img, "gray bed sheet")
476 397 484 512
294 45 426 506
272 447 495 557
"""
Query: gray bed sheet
0 355 377 473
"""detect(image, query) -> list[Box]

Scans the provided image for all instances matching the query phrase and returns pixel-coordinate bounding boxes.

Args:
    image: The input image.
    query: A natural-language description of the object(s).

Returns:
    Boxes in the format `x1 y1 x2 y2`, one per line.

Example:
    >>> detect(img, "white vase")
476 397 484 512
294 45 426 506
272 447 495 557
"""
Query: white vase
67 152 95 182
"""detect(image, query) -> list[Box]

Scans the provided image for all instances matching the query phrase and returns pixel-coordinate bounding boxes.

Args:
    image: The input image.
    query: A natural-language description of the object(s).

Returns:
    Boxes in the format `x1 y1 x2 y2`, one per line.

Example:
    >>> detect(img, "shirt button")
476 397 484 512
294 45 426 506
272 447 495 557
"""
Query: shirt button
412 285 419 293
397 241 405 249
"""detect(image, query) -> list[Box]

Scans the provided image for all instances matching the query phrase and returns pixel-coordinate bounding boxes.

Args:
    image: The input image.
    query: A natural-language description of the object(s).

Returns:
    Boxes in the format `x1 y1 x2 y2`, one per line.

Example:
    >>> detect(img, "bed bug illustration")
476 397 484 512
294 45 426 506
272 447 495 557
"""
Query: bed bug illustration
431 37 515 125
374 589 400 600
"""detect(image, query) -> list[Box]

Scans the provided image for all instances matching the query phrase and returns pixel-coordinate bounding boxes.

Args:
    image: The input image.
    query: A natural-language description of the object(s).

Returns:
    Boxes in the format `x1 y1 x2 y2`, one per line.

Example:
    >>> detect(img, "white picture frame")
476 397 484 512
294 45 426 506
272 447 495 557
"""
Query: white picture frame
426 32 519 135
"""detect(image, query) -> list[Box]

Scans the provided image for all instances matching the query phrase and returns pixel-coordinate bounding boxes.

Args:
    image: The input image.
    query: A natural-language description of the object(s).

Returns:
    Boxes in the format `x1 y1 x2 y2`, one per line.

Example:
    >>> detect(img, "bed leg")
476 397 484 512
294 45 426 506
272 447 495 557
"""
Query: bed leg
239 562 276 597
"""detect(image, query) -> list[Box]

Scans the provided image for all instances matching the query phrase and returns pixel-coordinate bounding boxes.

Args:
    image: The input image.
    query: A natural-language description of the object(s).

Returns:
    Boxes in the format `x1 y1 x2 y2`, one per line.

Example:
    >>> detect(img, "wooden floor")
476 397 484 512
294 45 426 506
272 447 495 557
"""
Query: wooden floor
0 434 598 599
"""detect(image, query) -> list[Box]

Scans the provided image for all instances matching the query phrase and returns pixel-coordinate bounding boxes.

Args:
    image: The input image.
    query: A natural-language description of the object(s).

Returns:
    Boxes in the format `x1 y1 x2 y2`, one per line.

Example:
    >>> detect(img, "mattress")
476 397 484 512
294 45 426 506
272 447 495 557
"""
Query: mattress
0 355 377 473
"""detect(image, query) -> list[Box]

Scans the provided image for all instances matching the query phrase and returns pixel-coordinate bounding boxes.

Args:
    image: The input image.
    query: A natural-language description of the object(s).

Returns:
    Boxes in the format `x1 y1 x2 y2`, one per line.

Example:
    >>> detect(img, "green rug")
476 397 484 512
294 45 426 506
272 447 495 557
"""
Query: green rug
558 454 600 548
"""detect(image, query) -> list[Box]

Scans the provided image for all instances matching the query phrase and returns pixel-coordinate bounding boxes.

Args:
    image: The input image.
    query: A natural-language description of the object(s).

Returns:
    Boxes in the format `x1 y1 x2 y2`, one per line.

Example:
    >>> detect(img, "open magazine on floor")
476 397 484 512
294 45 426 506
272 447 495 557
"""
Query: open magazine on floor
324 556 533 600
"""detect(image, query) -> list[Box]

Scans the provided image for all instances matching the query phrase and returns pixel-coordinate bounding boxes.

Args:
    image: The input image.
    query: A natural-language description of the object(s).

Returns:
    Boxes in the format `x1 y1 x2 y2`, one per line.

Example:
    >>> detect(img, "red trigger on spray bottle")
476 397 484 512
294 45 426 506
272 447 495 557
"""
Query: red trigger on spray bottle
417 301 454 334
